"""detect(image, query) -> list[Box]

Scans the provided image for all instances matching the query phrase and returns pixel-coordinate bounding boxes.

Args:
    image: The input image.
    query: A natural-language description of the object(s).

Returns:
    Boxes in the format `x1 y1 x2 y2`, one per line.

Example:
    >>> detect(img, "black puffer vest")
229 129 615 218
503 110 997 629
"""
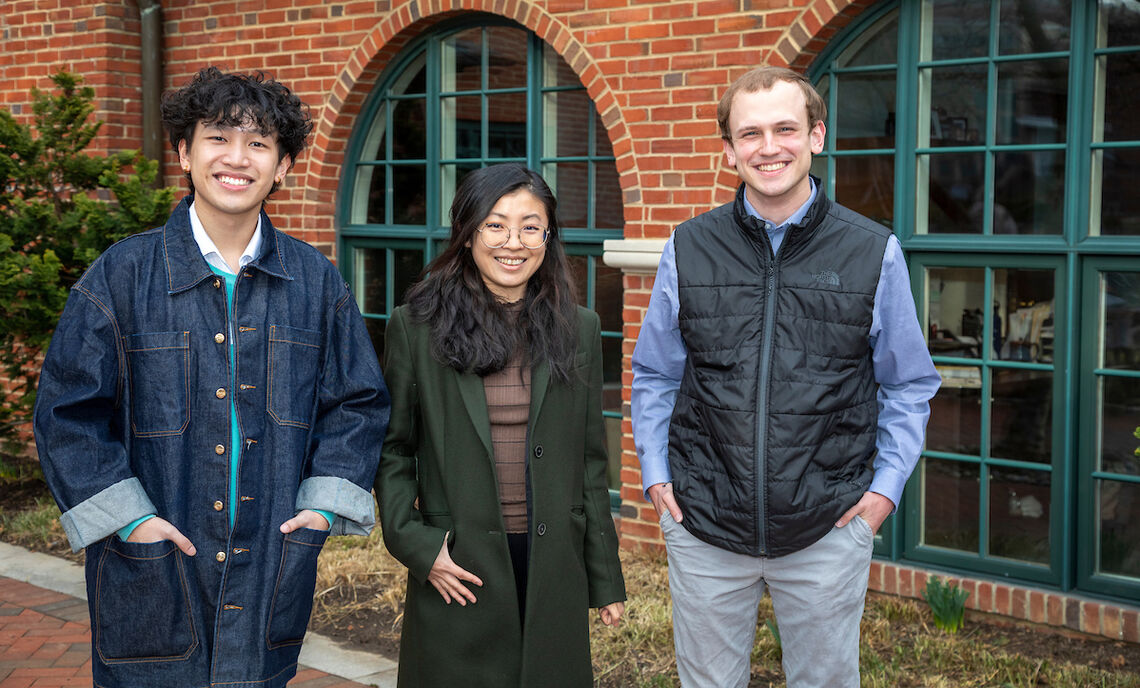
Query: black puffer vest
667 183 890 557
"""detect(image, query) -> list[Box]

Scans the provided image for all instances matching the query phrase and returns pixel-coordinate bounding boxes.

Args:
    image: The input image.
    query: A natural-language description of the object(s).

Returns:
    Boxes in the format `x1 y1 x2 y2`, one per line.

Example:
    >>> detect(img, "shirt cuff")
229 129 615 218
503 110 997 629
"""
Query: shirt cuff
296 476 375 536
116 514 157 541
869 468 908 512
59 477 158 552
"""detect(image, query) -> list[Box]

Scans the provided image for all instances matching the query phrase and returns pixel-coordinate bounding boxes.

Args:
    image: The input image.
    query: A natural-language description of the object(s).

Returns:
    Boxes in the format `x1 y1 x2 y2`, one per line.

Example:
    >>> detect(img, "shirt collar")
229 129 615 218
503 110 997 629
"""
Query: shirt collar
188 200 262 275
742 176 818 231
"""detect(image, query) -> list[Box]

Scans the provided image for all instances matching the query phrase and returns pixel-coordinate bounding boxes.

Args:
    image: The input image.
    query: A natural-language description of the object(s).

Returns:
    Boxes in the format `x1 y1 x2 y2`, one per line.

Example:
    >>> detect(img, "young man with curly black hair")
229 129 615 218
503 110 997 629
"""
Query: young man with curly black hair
34 66 390 688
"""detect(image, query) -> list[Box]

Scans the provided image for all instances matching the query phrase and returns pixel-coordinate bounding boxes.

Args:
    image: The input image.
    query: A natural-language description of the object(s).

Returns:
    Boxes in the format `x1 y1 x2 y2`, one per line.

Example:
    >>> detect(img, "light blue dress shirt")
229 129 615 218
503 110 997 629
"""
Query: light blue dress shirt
631 182 941 510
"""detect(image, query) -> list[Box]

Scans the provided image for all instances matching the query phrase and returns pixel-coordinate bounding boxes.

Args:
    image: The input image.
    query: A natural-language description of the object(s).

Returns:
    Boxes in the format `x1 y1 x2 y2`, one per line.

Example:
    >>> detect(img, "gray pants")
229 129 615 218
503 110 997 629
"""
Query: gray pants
660 510 874 688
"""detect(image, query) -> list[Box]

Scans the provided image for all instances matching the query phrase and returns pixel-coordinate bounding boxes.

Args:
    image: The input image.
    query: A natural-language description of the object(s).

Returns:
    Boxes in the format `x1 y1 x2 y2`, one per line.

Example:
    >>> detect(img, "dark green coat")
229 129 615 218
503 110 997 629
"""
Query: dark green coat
375 305 626 687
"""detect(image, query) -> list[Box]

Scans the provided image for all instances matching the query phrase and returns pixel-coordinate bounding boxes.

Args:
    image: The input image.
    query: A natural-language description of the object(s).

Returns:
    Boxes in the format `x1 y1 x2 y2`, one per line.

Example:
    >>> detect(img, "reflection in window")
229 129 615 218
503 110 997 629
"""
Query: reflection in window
989 466 1051 564
922 458 980 553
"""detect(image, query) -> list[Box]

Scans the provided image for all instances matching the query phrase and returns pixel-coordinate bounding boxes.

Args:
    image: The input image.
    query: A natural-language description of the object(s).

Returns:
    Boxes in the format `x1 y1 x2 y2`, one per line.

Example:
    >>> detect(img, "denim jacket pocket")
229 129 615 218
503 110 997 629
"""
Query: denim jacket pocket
123 331 190 437
94 538 197 664
266 527 329 649
267 324 322 428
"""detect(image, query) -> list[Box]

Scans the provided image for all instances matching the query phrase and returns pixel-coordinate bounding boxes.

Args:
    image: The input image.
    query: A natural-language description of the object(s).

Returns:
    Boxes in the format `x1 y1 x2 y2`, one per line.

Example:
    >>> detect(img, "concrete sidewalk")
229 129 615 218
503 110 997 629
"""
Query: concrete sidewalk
0 542 397 688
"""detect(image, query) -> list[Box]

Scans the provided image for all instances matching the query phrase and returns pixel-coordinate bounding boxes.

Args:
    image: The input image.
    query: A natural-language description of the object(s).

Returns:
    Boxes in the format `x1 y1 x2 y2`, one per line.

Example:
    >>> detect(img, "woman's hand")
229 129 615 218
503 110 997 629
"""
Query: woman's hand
427 538 483 606
598 601 624 627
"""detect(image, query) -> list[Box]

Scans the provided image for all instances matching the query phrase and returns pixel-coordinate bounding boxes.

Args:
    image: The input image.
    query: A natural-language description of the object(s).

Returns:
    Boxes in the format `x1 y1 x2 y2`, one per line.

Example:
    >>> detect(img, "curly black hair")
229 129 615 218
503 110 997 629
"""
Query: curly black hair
161 66 313 195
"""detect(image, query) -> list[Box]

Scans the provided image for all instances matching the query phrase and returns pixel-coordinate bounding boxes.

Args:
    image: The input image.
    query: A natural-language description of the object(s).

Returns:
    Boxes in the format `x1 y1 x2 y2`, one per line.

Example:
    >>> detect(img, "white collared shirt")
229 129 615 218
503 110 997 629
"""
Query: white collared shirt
188 201 262 274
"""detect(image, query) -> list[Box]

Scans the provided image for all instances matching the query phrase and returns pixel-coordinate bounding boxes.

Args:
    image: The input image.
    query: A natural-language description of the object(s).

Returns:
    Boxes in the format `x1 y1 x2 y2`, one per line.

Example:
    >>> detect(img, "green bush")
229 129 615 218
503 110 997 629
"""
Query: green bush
0 72 175 450
923 575 970 633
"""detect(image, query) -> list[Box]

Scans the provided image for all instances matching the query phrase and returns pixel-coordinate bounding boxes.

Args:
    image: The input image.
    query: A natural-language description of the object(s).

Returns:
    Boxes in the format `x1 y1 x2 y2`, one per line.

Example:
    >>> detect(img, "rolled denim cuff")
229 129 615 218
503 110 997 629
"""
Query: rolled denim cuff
296 476 375 536
59 477 157 552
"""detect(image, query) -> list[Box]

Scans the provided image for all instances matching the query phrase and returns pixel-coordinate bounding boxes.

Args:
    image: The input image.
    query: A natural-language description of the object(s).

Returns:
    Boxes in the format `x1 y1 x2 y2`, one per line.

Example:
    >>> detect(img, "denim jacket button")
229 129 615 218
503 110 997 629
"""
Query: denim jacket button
215 388 226 399
213 500 224 512
214 332 225 344
214 444 225 455
215 551 226 562
213 278 221 289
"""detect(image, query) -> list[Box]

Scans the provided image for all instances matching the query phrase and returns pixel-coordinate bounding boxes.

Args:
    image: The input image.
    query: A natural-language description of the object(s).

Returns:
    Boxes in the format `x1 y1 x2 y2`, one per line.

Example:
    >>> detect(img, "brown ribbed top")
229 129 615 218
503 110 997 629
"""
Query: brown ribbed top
484 352 531 534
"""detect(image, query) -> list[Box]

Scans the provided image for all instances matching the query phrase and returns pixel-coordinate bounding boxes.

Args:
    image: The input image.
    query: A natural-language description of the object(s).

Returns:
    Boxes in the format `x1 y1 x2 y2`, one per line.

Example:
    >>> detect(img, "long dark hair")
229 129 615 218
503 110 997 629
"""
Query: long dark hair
405 163 580 382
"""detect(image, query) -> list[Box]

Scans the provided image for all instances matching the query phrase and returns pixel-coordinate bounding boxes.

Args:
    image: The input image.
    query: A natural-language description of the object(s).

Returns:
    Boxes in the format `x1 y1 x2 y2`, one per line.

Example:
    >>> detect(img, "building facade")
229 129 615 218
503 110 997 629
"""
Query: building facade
3 0 1139 642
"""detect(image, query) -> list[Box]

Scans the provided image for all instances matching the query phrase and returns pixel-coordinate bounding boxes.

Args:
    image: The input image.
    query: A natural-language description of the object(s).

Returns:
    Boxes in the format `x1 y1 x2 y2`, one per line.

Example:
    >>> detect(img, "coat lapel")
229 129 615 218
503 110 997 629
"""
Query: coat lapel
455 369 494 459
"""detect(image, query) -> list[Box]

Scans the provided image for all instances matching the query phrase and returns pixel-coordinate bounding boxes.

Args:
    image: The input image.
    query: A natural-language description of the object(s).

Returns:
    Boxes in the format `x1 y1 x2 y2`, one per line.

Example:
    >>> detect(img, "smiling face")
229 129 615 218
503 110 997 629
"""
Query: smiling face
722 79 826 225
177 120 292 231
467 188 549 302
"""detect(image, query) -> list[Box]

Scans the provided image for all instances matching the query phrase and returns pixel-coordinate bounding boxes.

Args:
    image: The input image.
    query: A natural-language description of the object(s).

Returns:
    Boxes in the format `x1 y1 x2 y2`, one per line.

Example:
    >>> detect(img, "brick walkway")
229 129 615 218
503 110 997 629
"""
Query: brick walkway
0 577 369 688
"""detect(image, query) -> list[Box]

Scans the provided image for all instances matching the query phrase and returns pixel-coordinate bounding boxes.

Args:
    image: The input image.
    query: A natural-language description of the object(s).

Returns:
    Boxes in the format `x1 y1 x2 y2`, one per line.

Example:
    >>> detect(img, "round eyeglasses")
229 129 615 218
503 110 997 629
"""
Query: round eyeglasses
477 222 549 250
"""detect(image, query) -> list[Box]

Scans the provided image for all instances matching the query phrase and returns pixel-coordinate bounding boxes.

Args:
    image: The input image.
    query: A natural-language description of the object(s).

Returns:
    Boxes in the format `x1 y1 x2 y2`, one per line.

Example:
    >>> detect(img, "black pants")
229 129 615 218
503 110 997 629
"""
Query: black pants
507 531 529 626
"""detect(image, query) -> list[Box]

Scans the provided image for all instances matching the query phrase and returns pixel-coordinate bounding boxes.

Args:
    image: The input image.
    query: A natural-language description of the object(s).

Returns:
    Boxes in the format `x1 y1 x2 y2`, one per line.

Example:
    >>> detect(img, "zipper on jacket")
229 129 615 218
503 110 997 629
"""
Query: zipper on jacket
754 259 779 557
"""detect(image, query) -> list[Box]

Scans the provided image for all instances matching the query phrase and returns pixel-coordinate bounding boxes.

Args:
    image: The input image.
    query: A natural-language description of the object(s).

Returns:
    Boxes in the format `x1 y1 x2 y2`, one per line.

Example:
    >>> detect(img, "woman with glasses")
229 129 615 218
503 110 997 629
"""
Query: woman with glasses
375 163 626 687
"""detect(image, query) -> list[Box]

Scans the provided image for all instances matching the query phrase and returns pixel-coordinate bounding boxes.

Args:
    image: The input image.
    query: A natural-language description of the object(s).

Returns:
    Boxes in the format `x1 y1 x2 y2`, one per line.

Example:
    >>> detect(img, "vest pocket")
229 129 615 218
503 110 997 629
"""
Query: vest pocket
124 331 189 437
94 539 197 663
266 527 329 649
267 325 322 428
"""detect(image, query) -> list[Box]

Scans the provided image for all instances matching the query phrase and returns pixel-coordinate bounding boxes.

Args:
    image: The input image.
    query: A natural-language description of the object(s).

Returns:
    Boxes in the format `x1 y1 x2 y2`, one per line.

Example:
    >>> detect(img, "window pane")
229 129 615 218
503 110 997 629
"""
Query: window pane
594 159 624 230
486 26 527 90
927 266 985 357
442 95 482 159
442 27 482 92
352 247 388 315
927 365 982 455
393 248 425 306
995 268 1054 362
392 99 427 160
928 0 991 60
835 155 894 227
596 262 623 333
566 254 589 306
1096 147 1140 235
837 9 898 67
999 0 1071 54
835 71 897 150
545 162 589 228
924 152 985 234
991 369 1053 463
994 151 1065 235
352 165 386 225
593 109 611 158
995 59 1068 145
922 458 980 553
364 317 386 361
392 165 427 225
487 92 527 159
1098 479 1140 578
602 336 622 409
928 65 987 148
358 101 387 161
1102 52 1140 142
1099 376 1140 475
1102 271 1140 370
439 162 482 225
393 53 427 95
989 466 1050 564
544 44 581 87
1100 0 1140 48
545 90 591 157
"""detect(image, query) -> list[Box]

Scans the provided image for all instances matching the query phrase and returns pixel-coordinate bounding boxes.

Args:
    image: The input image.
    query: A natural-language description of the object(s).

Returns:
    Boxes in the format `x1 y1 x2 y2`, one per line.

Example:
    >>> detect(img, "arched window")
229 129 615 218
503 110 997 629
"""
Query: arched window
811 0 1140 602
340 15 626 494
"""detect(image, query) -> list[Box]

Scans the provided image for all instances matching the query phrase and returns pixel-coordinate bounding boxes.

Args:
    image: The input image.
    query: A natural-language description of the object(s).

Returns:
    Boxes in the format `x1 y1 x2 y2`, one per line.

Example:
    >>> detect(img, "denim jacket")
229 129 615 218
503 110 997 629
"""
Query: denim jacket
33 196 390 687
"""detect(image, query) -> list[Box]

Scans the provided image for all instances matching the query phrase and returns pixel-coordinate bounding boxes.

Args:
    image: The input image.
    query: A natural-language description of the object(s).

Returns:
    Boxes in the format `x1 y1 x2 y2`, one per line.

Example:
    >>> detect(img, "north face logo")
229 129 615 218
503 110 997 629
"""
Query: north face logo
812 270 840 287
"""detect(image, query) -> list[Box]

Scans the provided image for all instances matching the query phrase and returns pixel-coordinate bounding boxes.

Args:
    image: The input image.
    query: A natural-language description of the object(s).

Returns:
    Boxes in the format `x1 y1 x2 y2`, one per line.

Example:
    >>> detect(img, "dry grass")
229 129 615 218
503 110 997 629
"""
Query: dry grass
313 533 1140 688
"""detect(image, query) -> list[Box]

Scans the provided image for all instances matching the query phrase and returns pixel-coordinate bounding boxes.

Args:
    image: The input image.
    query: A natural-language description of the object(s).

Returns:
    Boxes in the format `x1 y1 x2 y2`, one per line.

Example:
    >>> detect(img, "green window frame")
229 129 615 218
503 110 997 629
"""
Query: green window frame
338 14 625 499
811 0 1140 602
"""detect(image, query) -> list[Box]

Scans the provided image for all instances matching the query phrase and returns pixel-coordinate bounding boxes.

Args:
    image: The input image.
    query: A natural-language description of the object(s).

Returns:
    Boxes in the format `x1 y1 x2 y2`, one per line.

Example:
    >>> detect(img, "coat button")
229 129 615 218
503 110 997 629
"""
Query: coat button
215 551 226 562
533 445 544 458
215 332 225 344
536 522 547 536
215 388 226 399
214 444 225 455
213 500 224 512
213 278 221 289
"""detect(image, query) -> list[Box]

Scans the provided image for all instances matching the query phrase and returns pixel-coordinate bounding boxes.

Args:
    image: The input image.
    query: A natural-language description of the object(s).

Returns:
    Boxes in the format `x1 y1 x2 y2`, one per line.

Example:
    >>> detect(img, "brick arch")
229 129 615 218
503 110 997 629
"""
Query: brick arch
770 0 881 71
300 0 638 252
